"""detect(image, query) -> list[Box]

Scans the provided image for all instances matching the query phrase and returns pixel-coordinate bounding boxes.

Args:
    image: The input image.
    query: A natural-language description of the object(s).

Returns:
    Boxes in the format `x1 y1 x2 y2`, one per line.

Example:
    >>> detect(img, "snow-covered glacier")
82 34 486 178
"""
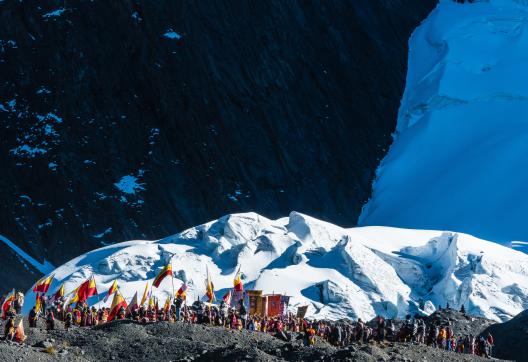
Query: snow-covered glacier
26 212 528 322
359 0 528 251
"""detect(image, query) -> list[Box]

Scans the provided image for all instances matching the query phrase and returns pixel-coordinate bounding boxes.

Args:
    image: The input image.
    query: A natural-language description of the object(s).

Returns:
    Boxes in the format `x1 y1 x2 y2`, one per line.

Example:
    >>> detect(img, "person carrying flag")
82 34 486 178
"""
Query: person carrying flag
28 306 38 328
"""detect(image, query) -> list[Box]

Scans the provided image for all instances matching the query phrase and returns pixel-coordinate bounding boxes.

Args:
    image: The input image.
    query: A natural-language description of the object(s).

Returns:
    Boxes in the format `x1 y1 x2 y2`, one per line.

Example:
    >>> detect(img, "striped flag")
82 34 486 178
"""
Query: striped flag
33 274 54 294
222 290 231 305
153 262 173 288
205 265 215 302
35 293 42 314
103 279 118 302
107 291 127 322
52 284 65 301
76 276 98 303
233 266 243 292
176 282 187 300
163 296 171 313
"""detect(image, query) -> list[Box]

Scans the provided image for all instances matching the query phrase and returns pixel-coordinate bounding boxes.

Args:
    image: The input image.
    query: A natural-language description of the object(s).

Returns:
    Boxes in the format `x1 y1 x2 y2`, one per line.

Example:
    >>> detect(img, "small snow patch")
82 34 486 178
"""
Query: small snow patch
36 87 51 95
37 112 63 123
48 162 58 171
163 30 182 40
42 8 66 18
93 227 113 239
10 145 47 157
19 195 32 202
131 11 142 22
114 175 145 195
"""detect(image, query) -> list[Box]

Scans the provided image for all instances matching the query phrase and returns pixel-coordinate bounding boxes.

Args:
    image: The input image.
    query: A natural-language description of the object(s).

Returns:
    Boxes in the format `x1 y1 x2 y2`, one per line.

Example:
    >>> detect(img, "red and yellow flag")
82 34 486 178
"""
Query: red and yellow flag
35 293 42 314
33 274 54 294
2 289 15 320
176 282 187 299
64 285 79 306
233 267 243 292
53 284 65 301
163 296 171 313
205 266 215 302
153 262 173 288
107 291 127 322
104 279 118 302
222 290 231 305
77 276 98 303
140 282 149 306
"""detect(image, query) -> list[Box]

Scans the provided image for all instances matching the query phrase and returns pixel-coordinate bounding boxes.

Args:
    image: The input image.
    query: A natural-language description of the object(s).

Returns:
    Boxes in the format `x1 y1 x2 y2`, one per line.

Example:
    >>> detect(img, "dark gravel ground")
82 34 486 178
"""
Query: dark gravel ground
0 314 511 362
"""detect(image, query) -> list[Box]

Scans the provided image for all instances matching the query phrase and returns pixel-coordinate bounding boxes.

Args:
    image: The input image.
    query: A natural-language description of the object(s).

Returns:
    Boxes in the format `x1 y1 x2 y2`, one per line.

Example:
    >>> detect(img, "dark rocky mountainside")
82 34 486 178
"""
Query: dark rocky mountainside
484 310 528 362
0 0 437 291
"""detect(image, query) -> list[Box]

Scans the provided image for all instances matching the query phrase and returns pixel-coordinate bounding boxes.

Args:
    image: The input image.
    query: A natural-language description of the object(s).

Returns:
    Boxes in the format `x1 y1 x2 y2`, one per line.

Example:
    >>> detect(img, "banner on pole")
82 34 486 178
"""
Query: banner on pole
247 290 262 315
296 305 309 319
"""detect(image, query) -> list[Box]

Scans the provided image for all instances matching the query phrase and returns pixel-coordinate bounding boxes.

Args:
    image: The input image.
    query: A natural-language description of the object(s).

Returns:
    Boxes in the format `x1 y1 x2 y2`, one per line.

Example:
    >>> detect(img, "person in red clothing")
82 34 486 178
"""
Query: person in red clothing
486 332 494 357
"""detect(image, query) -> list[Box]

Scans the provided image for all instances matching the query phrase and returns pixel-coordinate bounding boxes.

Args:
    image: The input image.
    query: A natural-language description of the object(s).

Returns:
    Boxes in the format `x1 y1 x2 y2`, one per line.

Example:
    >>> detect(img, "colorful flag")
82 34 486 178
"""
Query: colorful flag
222 290 231 305
35 293 42 314
153 262 173 288
279 295 290 315
163 296 171 313
205 265 215 302
233 266 243 292
53 284 65 301
64 285 80 306
2 289 15 320
103 279 118 302
107 291 127 322
267 294 282 317
33 274 54 294
14 319 26 343
76 276 98 303
296 305 309 319
127 292 139 313
140 282 150 306
176 282 187 299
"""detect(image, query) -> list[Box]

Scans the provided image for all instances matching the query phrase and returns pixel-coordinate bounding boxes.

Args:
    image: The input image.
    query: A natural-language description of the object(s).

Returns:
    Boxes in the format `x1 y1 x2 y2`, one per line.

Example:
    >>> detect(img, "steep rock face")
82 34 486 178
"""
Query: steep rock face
0 0 437 291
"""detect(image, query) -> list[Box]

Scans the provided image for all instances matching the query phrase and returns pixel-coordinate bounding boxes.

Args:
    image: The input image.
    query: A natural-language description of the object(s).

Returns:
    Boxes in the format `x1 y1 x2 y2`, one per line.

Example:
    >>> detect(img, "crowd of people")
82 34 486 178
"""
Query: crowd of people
1 291 495 358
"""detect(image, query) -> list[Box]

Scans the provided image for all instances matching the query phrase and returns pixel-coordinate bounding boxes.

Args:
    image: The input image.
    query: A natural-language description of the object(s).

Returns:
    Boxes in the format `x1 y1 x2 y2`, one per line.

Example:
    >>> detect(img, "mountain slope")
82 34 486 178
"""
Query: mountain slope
26 212 528 322
0 0 438 293
359 0 528 250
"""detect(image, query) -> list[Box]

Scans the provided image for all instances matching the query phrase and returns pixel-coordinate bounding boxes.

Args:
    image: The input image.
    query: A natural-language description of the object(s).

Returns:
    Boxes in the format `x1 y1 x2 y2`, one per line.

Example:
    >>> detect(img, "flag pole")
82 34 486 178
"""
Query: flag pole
94 276 101 309
170 256 175 301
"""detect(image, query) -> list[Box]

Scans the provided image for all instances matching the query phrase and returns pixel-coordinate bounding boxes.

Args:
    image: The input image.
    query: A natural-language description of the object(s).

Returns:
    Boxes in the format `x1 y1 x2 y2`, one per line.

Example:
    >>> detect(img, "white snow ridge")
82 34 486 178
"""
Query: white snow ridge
25 212 528 322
